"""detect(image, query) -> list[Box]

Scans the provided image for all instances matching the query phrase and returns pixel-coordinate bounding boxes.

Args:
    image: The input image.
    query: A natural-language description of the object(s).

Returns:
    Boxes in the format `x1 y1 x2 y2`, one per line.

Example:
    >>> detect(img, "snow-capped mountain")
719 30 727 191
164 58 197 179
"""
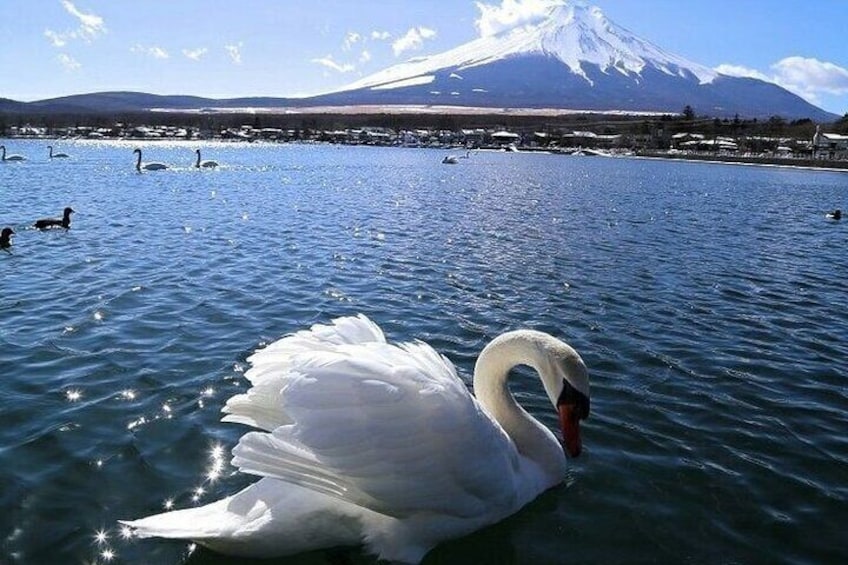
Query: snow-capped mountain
308 2 834 121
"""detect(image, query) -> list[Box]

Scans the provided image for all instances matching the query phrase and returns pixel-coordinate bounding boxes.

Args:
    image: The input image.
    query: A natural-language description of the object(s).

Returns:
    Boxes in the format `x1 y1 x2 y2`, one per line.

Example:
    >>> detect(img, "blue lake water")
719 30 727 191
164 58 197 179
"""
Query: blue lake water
1 139 846 564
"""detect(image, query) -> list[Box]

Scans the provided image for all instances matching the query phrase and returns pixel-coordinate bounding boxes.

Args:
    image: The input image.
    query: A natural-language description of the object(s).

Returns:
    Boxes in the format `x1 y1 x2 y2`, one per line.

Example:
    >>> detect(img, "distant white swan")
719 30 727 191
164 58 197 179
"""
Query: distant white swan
48 145 69 159
121 314 590 563
1 145 26 161
442 155 459 164
133 148 168 172
194 149 219 168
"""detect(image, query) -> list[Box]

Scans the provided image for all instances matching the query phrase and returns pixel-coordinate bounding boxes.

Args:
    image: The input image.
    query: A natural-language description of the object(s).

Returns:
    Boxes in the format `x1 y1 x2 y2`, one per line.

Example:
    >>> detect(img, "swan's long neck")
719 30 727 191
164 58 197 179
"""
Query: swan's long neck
195 150 201 167
473 331 568 482
49 146 54 158
1 146 5 160
135 150 142 171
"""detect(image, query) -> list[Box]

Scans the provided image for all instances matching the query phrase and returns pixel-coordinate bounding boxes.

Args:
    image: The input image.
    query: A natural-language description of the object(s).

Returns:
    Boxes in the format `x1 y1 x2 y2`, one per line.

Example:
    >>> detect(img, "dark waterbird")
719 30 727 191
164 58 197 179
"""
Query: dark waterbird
48 145 70 159
1 227 14 250
826 209 841 220
34 207 74 230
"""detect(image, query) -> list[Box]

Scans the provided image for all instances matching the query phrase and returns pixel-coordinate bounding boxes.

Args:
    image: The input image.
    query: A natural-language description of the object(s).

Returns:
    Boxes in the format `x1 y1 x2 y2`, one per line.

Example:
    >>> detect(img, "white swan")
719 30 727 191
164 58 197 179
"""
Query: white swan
1 145 26 161
195 149 219 168
442 155 459 164
133 148 168 172
120 314 590 563
48 145 69 158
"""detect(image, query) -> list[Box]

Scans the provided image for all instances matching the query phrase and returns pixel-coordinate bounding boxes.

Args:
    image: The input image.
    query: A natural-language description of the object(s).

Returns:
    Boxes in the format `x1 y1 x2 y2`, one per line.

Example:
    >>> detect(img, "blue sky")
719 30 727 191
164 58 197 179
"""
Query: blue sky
3 0 847 116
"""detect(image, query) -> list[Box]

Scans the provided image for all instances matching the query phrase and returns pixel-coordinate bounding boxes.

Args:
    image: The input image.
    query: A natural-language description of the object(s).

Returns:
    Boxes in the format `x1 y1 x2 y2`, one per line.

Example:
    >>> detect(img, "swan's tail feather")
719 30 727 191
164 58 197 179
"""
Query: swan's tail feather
120 496 238 541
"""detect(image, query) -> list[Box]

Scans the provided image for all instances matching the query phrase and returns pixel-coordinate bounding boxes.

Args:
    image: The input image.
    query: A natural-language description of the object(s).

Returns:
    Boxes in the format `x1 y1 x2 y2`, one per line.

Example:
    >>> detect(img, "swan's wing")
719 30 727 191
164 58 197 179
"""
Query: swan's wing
222 315 385 430
231 339 521 519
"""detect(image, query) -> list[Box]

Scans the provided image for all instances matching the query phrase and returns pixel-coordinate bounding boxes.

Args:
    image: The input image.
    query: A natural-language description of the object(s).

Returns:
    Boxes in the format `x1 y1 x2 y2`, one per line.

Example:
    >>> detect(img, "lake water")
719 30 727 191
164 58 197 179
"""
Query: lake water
1 139 846 564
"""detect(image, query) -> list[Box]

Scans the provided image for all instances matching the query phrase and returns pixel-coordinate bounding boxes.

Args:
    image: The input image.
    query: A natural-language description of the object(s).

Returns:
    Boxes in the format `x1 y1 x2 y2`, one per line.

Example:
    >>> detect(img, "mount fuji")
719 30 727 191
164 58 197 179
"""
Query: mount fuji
305 2 835 121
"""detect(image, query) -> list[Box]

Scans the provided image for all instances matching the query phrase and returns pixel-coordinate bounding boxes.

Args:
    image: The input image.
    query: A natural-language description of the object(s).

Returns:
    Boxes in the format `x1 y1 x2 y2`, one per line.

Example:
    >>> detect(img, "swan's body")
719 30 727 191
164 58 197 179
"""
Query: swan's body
0 227 14 249
34 207 74 230
1 145 26 161
48 145 69 158
121 315 590 563
195 149 219 168
133 148 168 171
442 155 459 164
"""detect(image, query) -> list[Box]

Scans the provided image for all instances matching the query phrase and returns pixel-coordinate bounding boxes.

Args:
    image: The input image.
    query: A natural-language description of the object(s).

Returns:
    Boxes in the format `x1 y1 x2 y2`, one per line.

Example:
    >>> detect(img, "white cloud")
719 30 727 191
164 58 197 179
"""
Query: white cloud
371 30 391 41
474 0 561 37
311 55 355 73
359 50 371 63
343 32 362 51
772 57 848 96
44 29 67 47
183 47 208 61
131 44 170 59
716 57 848 106
57 53 81 71
225 42 243 64
714 64 770 82
149 46 169 59
44 0 106 48
392 27 437 57
61 0 105 36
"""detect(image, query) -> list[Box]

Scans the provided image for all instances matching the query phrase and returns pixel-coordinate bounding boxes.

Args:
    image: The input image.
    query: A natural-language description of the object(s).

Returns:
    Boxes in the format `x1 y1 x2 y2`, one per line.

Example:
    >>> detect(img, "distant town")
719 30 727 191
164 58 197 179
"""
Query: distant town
4 110 848 169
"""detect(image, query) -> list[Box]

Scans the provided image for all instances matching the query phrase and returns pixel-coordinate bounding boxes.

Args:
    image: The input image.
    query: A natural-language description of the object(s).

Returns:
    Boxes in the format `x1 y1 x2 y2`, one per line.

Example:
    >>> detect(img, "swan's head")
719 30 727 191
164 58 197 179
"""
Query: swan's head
1 227 14 238
533 336 590 458
64 207 75 216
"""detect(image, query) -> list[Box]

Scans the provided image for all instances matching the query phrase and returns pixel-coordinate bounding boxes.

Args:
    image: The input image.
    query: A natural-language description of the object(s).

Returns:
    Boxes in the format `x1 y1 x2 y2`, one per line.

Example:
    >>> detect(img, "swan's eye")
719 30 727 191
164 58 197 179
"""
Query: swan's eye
556 379 590 420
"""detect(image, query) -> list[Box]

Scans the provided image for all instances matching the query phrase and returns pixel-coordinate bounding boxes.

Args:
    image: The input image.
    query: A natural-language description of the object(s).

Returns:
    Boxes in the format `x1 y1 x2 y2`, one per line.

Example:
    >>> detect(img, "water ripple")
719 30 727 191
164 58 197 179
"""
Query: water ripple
1 141 847 563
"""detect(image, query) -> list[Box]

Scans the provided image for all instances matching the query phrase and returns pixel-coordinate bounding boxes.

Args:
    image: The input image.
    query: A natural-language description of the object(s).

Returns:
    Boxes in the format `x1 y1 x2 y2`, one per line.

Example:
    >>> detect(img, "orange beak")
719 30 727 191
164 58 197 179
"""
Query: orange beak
558 403 582 457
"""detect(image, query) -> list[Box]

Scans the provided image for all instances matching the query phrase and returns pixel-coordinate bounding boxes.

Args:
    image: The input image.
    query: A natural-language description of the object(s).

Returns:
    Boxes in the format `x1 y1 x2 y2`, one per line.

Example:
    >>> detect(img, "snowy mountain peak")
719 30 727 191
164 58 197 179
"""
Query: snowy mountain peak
341 1 717 92
532 2 717 84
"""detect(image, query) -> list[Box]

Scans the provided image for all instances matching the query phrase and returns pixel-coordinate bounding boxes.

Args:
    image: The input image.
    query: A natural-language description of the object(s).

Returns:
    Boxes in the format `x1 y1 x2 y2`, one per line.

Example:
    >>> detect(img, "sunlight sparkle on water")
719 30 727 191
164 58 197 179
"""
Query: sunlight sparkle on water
119 525 134 540
93 529 108 544
163 498 174 510
205 444 226 481
66 389 82 402
100 548 115 561
192 486 205 502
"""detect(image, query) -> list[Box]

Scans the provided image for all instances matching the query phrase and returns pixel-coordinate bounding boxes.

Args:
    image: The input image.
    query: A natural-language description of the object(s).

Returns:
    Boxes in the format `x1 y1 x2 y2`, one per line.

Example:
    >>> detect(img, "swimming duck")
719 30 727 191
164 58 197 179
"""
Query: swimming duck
34 207 74 229
0 227 14 249
826 209 841 220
